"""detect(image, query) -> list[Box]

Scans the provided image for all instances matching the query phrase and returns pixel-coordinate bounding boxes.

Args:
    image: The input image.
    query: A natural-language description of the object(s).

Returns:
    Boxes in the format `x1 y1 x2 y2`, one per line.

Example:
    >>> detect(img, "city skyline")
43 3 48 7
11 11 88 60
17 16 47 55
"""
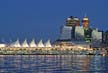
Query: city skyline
0 0 108 42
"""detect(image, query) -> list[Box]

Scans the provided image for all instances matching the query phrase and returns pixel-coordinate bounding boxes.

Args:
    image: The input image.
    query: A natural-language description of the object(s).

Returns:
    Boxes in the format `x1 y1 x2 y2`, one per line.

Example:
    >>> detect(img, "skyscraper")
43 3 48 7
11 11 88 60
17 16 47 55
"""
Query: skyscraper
57 16 103 47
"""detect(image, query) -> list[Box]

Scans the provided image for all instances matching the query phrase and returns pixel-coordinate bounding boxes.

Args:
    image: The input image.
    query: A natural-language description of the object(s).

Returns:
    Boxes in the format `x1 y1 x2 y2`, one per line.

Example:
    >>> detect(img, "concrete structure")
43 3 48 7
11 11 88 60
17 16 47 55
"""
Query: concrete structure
59 26 72 40
84 28 92 42
66 16 80 27
91 29 102 47
57 16 104 48
74 17 80 26
105 31 108 44
75 26 84 40
0 15 105 48
66 16 75 26
92 29 102 42
82 17 89 28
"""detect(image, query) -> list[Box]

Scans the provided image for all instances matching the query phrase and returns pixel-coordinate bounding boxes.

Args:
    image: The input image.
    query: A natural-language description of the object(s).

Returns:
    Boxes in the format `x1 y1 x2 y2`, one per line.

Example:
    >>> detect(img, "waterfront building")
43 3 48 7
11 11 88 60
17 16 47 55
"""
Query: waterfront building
91 29 102 47
66 16 75 27
92 28 102 42
57 15 103 48
75 26 84 40
59 16 80 41
0 44 6 48
37 39 44 47
82 16 89 28
0 15 105 49
74 17 80 26
21 39 29 47
66 16 80 27
84 28 92 42
104 30 108 45
44 39 52 47
10 39 21 47
105 31 108 40
29 38 37 47
59 26 72 41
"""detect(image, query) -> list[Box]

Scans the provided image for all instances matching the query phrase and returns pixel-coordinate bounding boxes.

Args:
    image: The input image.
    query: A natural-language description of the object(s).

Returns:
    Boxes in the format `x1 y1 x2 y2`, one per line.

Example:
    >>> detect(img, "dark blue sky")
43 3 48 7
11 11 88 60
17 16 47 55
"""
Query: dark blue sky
0 0 108 42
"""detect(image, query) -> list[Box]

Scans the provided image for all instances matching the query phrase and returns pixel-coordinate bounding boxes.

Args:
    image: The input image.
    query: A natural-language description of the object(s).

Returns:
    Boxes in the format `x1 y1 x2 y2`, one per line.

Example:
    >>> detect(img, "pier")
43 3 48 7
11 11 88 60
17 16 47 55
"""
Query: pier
0 47 107 55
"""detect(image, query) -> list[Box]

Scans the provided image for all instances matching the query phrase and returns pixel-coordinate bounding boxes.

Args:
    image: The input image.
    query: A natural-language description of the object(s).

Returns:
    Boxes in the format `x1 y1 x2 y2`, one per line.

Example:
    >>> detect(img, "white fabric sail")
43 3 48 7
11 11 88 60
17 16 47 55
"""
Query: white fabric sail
21 39 29 47
37 39 44 47
0 44 6 47
10 39 21 47
29 38 37 47
44 39 52 47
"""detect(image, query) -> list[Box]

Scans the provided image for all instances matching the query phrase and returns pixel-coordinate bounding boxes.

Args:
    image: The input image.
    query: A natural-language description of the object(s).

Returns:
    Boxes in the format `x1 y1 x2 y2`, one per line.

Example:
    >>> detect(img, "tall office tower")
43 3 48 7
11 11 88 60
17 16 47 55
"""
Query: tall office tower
84 28 92 42
59 26 72 41
71 17 80 39
91 29 102 47
82 16 89 28
74 17 80 26
66 16 75 27
75 26 85 40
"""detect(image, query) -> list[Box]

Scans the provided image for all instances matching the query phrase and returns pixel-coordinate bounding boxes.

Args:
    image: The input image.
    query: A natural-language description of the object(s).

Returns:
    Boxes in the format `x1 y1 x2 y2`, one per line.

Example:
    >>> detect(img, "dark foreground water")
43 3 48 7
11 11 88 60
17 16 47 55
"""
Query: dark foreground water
0 55 108 73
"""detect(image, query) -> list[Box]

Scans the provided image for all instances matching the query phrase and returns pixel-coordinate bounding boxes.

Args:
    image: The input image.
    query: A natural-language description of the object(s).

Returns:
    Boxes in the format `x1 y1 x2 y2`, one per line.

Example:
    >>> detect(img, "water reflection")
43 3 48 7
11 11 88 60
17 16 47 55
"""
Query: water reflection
0 55 107 73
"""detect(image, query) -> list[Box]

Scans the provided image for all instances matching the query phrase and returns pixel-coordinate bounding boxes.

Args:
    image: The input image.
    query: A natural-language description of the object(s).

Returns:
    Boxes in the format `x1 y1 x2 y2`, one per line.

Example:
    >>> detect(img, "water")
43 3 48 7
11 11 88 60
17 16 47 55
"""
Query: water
0 55 108 73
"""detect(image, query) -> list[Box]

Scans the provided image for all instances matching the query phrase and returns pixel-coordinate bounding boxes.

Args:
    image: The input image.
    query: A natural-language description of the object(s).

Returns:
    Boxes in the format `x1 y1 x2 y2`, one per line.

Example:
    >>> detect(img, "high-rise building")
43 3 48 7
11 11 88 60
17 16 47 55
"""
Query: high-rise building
75 26 84 40
105 30 108 44
91 29 102 47
66 16 80 27
92 29 102 42
59 26 72 41
74 17 80 26
58 16 80 41
66 16 75 27
57 16 103 48
84 28 92 42
82 17 89 28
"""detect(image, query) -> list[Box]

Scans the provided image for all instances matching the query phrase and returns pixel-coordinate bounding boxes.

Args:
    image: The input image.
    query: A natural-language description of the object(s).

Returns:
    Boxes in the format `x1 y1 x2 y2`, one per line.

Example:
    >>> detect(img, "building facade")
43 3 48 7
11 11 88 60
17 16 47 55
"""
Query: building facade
57 16 103 47
59 26 72 41
75 26 84 40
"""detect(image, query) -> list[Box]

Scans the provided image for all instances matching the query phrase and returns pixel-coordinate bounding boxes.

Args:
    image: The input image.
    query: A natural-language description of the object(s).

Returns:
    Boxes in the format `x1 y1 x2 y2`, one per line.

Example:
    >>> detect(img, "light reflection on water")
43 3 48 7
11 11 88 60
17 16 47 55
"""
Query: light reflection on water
0 55 108 73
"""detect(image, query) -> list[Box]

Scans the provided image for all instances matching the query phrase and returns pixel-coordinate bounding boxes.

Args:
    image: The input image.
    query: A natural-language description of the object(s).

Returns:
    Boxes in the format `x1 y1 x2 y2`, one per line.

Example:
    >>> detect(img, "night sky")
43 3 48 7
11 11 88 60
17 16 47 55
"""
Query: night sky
0 0 108 43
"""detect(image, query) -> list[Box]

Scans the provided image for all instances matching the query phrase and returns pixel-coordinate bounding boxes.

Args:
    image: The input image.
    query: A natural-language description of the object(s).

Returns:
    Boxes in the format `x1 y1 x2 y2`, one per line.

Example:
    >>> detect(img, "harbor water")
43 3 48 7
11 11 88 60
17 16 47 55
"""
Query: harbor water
0 55 108 73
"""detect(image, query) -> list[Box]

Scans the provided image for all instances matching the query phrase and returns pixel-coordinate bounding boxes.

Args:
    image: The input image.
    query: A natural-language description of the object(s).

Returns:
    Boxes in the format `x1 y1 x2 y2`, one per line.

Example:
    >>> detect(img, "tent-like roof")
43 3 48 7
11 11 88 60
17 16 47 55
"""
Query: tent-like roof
0 44 6 48
44 39 52 47
10 39 21 47
37 39 44 47
21 39 29 47
29 38 37 47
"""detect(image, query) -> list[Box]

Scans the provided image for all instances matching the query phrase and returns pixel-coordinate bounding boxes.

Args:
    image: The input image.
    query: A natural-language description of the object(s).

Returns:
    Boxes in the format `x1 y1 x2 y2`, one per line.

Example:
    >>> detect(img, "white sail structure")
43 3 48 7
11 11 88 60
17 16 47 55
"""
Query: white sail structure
37 39 44 47
10 39 21 47
44 39 52 47
21 39 29 47
29 38 37 47
0 44 6 47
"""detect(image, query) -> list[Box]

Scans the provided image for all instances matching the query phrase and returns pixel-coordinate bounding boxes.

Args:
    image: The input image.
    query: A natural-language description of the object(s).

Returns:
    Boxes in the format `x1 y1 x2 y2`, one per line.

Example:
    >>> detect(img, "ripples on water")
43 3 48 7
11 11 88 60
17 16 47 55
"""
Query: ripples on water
0 55 108 73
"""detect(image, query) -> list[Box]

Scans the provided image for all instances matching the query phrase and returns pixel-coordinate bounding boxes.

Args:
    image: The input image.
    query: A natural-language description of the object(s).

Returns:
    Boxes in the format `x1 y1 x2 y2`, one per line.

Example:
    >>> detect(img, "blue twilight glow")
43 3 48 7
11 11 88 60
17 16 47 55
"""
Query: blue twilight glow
0 0 108 42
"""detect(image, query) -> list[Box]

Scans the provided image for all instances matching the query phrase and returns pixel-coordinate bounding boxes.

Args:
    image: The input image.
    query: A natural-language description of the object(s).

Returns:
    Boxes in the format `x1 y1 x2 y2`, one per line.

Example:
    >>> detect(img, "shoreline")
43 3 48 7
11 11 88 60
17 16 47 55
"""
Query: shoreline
0 47 107 56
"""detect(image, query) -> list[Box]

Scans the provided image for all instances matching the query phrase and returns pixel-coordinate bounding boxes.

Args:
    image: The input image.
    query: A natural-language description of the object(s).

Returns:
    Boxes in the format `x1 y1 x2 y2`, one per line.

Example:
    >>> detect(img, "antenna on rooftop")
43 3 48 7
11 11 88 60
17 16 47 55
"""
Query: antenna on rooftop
84 12 87 17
